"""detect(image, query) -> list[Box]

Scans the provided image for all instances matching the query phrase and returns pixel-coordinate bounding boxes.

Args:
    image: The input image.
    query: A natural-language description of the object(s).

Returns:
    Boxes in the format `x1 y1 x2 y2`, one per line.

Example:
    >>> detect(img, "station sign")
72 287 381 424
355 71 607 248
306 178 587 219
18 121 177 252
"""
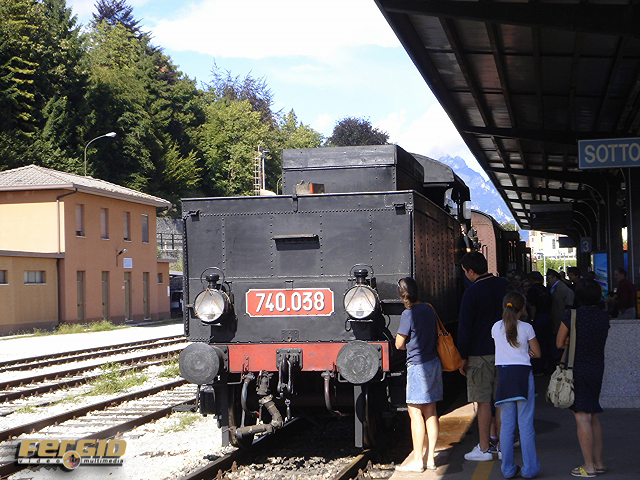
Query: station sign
578 137 640 169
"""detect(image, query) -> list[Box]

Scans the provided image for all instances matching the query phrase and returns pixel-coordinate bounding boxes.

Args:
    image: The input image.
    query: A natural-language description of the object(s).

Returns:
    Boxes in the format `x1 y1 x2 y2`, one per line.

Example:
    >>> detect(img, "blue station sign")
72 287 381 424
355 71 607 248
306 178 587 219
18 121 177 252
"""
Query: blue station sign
578 137 640 169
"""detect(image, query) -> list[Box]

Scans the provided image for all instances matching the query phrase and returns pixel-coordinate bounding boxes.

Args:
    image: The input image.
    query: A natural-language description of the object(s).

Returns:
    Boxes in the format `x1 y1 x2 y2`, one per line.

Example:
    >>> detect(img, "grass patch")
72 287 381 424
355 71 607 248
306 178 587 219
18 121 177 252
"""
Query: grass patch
87 362 148 396
55 323 87 335
162 413 199 433
158 358 181 378
56 320 126 335
50 394 80 406
15 405 37 414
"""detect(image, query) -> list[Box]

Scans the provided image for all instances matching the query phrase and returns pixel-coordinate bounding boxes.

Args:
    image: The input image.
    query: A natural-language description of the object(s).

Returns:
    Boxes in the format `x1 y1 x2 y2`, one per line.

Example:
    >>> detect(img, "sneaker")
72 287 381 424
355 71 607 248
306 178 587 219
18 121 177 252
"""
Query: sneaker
513 439 520 448
464 444 493 461
487 442 502 459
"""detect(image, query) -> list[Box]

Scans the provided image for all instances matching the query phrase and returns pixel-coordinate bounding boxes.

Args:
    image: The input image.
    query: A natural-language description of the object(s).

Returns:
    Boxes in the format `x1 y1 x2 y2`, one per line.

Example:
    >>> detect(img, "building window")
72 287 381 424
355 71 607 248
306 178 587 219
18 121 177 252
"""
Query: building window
101 208 109 239
142 214 149 243
123 212 131 241
76 204 84 236
24 270 46 284
0 270 7 284
157 272 163 284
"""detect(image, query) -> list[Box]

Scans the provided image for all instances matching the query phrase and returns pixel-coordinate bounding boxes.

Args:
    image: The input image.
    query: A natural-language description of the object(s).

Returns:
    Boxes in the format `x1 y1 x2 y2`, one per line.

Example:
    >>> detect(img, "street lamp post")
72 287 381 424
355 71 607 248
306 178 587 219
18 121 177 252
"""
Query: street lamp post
84 132 116 176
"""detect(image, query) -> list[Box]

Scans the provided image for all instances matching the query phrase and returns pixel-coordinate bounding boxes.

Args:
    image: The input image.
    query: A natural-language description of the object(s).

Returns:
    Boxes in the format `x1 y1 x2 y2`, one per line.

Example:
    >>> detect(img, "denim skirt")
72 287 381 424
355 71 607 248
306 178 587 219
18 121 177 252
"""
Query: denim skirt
406 356 443 404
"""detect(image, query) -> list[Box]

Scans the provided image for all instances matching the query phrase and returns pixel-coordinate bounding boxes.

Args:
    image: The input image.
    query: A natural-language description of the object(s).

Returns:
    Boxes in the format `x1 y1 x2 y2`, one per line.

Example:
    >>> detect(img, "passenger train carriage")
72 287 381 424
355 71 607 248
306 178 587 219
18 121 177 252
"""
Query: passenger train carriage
178 145 471 448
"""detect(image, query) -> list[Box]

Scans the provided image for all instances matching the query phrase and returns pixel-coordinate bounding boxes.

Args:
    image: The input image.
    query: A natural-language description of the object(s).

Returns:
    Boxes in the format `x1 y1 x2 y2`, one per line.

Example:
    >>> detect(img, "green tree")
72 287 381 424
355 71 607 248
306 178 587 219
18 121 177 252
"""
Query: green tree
84 20 202 203
206 65 277 127
325 117 389 146
0 0 39 137
92 0 142 36
84 22 158 189
197 97 271 196
277 110 323 150
500 222 517 231
0 0 87 171
199 71 325 197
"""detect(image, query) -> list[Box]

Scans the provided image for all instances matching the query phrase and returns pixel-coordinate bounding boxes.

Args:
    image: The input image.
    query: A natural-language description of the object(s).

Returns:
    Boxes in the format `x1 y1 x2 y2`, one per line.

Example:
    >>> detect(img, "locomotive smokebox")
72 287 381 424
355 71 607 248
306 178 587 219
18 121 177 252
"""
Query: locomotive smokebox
336 340 381 384
179 343 226 384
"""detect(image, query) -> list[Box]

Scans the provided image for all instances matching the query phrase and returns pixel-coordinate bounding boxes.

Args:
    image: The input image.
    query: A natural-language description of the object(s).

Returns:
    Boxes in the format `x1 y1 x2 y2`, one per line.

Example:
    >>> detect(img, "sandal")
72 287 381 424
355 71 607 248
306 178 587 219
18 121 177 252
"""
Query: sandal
595 465 607 474
571 466 596 477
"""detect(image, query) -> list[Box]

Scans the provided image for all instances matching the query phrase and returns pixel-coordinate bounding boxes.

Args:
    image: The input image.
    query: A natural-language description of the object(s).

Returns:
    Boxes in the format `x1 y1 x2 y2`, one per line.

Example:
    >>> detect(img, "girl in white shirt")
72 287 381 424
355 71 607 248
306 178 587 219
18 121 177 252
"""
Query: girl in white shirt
491 292 541 479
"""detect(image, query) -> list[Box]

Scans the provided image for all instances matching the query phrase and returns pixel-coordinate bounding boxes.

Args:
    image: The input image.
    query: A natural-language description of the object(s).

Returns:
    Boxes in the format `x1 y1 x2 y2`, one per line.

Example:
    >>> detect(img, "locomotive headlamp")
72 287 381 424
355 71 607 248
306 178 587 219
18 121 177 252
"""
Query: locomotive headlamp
194 274 230 324
343 269 379 320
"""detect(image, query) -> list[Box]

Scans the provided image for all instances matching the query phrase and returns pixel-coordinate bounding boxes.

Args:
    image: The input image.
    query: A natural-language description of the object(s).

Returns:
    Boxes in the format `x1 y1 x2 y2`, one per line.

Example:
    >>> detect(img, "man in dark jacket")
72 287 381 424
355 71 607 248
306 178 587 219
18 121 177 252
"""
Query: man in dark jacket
527 271 552 374
546 269 575 334
457 252 511 461
614 267 637 318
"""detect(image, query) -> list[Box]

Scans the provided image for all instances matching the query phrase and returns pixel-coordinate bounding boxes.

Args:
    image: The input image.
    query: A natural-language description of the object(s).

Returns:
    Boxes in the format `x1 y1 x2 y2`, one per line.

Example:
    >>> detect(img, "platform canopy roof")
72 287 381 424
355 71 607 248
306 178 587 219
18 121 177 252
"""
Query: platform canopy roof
375 0 640 236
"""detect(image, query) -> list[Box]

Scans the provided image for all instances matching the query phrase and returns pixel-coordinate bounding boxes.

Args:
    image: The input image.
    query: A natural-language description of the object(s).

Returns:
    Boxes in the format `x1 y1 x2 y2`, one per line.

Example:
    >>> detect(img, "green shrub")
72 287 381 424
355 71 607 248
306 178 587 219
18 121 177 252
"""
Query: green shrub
88 362 148 395
162 413 199 433
159 358 181 378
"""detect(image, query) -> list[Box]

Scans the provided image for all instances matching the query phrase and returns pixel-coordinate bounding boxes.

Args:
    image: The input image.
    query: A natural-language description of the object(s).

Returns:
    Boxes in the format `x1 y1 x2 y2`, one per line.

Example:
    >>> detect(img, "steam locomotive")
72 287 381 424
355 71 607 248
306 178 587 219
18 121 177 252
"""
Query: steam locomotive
178 145 471 448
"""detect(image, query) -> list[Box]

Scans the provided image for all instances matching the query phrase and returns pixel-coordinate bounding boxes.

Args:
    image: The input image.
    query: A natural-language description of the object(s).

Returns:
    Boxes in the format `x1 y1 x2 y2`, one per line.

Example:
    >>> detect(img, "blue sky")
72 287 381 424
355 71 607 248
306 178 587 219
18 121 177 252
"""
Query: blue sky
66 0 487 178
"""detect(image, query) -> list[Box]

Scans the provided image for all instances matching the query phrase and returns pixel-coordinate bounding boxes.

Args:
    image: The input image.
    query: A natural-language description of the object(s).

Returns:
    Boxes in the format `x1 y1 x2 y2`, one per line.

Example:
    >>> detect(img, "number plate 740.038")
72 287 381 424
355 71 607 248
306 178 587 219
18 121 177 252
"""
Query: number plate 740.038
245 288 334 317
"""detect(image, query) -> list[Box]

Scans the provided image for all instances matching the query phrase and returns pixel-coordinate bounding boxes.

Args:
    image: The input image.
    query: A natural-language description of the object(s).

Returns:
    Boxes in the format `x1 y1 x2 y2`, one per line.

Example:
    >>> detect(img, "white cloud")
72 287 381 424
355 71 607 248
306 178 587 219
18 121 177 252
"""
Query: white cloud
67 0 95 18
312 114 333 136
377 104 488 178
147 0 399 60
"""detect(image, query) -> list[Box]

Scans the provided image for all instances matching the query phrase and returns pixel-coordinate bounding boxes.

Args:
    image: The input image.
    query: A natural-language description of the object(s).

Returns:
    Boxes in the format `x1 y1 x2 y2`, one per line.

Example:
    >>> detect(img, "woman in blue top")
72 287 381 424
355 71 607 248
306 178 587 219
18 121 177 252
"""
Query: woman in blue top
395 277 443 473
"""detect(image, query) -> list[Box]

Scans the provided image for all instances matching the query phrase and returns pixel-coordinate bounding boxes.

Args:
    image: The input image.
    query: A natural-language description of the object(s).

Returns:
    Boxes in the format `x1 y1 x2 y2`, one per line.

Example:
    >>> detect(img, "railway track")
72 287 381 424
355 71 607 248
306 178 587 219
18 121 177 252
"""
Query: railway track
0 379 196 478
0 335 185 372
0 346 185 404
178 415 379 480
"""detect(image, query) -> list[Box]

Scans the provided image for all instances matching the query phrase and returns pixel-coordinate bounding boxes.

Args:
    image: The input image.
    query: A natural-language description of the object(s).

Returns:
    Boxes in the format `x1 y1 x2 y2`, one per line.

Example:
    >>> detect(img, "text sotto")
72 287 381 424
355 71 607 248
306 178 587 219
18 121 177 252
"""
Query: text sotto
578 138 640 169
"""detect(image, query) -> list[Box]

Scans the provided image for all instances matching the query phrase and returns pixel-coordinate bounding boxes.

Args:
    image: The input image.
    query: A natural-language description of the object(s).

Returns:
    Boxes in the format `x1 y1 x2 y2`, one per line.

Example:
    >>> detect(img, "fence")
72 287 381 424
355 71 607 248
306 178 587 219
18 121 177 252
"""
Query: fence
157 233 182 251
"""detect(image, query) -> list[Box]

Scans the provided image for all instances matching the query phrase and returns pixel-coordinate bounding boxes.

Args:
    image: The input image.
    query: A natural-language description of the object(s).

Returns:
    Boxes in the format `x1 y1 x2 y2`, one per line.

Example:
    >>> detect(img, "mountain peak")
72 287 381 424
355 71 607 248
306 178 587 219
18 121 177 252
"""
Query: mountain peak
437 155 515 224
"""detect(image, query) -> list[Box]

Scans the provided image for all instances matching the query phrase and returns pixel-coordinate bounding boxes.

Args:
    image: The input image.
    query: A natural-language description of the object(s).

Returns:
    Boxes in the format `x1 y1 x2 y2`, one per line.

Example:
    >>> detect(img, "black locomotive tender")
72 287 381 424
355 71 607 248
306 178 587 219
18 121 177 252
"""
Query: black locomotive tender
178 145 472 448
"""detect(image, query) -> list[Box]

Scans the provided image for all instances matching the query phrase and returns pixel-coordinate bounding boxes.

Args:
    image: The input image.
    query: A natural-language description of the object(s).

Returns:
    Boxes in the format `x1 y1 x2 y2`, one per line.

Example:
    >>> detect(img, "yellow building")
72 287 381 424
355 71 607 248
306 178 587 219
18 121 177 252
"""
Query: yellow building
0 165 172 335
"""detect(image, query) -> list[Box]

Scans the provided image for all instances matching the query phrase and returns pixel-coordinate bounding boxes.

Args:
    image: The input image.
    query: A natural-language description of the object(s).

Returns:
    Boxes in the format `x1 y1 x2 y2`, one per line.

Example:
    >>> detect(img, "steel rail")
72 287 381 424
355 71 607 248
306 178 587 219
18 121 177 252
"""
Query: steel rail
333 451 373 480
0 393 195 478
0 378 187 442
180 418 306 480
0 358 178 403
0 337 186 373
0 347 183 391
0 335 184 370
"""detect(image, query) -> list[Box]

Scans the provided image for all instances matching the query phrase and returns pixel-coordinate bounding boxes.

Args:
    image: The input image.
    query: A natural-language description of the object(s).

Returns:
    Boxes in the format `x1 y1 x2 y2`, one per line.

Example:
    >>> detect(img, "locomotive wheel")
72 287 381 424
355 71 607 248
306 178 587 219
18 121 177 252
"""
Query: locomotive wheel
228 385 257 449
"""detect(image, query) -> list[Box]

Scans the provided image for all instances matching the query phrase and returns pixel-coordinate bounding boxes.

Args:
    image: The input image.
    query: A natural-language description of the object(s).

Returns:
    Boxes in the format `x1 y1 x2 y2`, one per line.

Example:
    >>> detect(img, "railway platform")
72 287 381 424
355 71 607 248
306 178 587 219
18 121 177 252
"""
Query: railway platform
0 320 183 363
393 375 640 479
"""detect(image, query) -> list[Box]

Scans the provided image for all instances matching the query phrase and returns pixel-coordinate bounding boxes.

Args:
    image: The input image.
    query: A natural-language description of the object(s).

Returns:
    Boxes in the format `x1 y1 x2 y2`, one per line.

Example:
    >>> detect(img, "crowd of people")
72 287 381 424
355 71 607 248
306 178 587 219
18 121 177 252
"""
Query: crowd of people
395 252 618 478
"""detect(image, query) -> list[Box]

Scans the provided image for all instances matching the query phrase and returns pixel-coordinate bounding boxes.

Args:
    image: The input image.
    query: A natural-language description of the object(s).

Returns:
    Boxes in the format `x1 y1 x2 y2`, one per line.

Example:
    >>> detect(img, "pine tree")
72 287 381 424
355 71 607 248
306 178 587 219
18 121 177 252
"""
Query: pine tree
92 0 142 36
